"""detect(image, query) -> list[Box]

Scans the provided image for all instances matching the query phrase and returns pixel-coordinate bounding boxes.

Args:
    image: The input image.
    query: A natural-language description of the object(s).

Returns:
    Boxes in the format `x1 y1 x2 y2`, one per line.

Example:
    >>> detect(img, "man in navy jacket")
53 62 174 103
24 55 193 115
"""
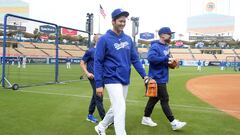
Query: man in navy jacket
141 27 187 131
80 34 105 123
94 8 148 135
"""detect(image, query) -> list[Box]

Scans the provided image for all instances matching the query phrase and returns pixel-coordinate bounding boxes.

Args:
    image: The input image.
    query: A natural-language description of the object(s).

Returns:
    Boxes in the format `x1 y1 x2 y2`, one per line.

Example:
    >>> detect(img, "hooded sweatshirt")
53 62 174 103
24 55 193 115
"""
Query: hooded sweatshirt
148 40 169 84
94 29 146 88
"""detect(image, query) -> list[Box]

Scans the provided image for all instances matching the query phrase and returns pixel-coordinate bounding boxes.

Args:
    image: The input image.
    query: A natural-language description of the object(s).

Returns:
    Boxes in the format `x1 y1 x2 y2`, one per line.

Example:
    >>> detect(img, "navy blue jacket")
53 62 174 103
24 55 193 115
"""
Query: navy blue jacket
82 48 95 73
94 30 146 88
148 40 169 84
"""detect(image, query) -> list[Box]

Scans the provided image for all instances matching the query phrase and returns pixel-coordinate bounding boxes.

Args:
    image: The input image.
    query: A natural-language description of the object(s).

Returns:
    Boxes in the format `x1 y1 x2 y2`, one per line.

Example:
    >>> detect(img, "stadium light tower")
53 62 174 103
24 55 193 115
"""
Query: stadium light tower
131 17 139 50
86 13 94 48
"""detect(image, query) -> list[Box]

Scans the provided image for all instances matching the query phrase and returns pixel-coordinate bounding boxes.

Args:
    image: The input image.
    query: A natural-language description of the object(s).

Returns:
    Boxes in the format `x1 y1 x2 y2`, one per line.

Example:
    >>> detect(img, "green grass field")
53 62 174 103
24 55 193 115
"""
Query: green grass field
0 65 240 135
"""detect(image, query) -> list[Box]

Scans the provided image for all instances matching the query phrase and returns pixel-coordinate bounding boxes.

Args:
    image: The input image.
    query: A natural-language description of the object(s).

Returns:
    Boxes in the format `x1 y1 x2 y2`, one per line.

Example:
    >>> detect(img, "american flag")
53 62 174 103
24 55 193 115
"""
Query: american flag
100 4 106 18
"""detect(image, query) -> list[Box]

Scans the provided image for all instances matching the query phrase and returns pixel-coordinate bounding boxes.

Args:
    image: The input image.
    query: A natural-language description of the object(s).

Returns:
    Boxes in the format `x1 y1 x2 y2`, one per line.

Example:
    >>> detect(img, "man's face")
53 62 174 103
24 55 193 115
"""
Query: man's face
160 34 172 44
112 16 127 32
93 34 101 44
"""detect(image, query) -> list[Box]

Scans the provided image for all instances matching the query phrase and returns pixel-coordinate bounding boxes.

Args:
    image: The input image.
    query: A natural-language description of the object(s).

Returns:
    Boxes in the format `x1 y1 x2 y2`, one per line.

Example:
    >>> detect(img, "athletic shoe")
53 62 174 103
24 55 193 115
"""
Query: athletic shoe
171 119 187 130
141 116 158 127
95 125 106 135
86 114 98 123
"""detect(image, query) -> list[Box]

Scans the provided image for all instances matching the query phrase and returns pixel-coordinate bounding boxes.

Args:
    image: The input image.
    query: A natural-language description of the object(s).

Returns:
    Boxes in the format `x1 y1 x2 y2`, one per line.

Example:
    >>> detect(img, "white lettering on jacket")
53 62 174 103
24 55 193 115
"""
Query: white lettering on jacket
114 41 129 50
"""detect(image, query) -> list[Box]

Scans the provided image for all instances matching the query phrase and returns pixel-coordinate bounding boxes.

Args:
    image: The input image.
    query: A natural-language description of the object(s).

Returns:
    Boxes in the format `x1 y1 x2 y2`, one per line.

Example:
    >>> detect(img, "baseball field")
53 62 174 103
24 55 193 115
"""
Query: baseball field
0 65 239 135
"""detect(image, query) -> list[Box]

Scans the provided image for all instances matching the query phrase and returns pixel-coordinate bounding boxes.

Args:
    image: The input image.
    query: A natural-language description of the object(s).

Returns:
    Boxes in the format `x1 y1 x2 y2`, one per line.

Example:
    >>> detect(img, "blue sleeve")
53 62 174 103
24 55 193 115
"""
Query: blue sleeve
82 50 91 63
147 44 168 65
130 39 146 78
94 37 106 88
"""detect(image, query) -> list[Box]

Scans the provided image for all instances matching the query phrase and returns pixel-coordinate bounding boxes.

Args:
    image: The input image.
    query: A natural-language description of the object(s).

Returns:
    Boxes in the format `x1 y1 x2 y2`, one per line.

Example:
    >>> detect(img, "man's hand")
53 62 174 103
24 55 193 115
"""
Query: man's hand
168 58 176 64
96 87 104 97
87 72 94 80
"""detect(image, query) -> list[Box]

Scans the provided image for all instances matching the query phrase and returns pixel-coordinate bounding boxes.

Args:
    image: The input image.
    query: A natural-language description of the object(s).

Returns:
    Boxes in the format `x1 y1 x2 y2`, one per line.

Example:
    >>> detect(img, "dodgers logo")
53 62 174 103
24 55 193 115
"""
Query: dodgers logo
114 41 129 50
163 50 169 56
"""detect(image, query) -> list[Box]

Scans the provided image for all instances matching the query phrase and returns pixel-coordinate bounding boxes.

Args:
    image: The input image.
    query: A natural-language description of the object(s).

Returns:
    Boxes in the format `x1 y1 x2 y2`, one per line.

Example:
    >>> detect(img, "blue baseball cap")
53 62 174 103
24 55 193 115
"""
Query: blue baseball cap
111 8 129 19
158 27 175 35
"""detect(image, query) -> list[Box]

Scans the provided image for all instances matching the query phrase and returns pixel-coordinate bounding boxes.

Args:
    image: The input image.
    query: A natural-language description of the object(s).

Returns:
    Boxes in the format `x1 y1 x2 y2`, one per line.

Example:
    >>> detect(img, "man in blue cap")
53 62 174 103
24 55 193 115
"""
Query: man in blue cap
94 8 148 135
141 27 187 130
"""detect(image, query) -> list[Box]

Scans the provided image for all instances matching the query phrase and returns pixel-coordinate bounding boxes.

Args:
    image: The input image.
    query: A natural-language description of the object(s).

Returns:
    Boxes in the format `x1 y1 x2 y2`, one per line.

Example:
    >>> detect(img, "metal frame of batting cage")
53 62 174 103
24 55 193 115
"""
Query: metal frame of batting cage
1 14 59 90
58 26 91 48
57 26 91 83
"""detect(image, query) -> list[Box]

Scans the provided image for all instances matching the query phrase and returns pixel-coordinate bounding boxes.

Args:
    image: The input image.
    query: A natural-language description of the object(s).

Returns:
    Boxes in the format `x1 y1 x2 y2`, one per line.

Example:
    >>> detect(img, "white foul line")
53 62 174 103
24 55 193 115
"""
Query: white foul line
19 90 240 114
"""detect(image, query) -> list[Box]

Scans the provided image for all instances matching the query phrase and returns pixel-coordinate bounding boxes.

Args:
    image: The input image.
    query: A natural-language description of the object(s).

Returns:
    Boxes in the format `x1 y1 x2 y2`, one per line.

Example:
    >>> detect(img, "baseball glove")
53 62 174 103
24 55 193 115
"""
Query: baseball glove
168 59 179 69
144 78 158 97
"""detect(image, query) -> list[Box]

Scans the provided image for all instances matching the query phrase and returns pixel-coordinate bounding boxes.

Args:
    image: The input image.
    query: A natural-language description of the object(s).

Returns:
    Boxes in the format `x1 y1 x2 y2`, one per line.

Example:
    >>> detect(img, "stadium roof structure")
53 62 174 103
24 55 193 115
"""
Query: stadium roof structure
187 14 235 34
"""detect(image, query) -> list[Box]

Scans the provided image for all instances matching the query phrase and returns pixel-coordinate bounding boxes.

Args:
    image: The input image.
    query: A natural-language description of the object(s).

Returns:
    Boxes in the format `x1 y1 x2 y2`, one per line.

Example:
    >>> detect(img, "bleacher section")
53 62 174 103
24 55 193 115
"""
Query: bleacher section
2 41 239 61
33 43 55 49
234 49 240 54
190 49 201 54
15 48 48 57
193 54 216 61
59 44 81 51
0 47 21 56
170 48 190 53
222 49 235 54
171 53 193 60
0 42 87 58
215 54 236 61
41 49 70 58
19 42 35 48
79 46 88 51
66 50 85 57
170 48 194 60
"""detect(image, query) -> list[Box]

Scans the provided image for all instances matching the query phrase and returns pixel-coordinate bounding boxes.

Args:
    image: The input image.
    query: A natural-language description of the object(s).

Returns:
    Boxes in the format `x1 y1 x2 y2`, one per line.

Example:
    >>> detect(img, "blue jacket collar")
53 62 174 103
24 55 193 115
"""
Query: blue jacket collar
107 29 125 38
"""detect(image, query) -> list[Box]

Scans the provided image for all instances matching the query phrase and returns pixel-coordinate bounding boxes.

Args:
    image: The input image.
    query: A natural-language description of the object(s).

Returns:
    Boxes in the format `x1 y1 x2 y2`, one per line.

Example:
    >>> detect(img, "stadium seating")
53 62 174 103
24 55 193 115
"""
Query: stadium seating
234 49 240 54
171 53 194 60
41 49 71 58
19 42 36 48
215 54 237 61
190 49 201 53
65 50 85 57
0 47 21 56
59 44 81 50
79 46 88 51
15 48 48 57
222 49 235 54
33 43 55 49
193 54 216 61
170 48 190 53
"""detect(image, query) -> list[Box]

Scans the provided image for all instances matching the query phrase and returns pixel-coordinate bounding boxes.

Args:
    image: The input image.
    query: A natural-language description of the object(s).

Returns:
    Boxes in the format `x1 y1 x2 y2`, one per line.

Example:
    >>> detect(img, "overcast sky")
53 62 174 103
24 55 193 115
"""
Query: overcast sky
21 0 240 40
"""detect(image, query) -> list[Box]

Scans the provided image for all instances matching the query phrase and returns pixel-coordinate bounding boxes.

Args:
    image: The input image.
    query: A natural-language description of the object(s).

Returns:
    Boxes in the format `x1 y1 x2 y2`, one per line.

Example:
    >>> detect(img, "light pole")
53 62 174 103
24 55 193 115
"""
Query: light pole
131 17 139 51
86 13 94 48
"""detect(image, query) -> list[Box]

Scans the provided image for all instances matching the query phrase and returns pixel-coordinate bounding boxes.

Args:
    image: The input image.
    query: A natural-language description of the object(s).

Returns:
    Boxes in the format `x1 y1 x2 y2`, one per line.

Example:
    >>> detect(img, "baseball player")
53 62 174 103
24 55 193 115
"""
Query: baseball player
80 34 105 123
220 60 225 70
141 27 187 130
94 8 148 135
22 56 27 68
197 60 201 71
66 57 71 69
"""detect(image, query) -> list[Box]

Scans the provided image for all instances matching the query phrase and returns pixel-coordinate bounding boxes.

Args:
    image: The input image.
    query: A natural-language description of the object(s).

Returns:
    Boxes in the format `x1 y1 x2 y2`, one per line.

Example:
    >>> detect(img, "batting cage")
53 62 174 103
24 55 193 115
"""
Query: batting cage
1 14 90 90
57 26 89 83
